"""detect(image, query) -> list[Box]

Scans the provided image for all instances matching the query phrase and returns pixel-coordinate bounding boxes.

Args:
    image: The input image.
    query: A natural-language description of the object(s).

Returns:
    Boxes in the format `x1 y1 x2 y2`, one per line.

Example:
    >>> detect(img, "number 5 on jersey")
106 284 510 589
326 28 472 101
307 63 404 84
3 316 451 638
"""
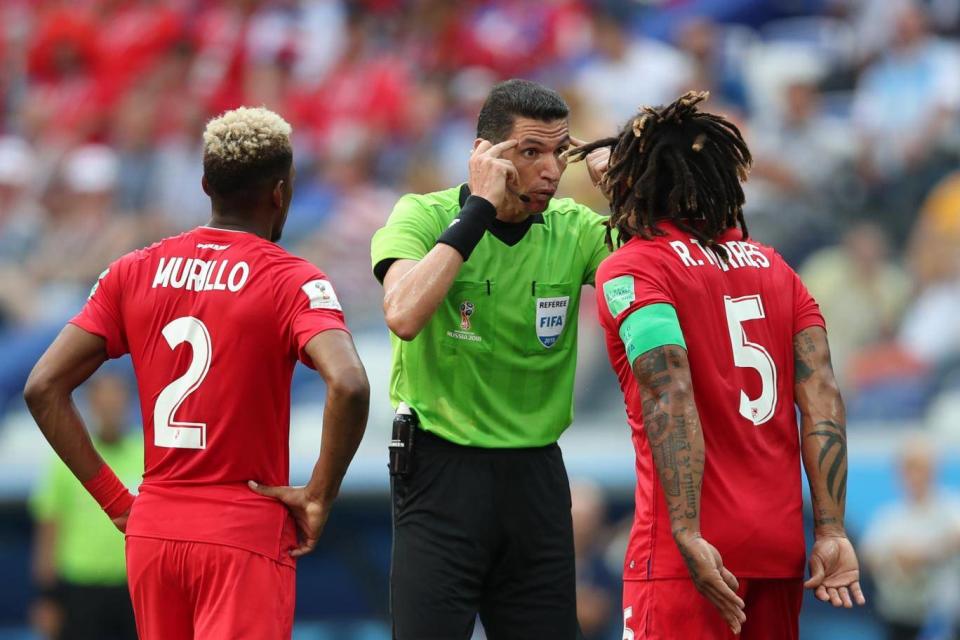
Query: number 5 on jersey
154 316 211 449
724 294 777 426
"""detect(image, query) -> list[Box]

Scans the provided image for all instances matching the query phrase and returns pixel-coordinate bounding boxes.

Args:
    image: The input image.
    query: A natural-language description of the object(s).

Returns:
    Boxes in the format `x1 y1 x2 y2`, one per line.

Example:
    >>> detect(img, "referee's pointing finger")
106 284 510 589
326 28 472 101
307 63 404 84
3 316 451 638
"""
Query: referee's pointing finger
485 139 518 158
473 139 493 156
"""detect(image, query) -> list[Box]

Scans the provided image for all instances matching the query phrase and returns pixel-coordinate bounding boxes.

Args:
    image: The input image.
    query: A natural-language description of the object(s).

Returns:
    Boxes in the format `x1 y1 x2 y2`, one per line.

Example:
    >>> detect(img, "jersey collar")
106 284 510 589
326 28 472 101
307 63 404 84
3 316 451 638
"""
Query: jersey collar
458 184 546 225
459 184 544 247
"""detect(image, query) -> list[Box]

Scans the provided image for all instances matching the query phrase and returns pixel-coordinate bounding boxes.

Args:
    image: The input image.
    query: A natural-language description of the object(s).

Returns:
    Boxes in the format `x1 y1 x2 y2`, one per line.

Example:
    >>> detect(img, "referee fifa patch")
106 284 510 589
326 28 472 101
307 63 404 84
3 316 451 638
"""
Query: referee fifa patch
301 279 342 311
536 296 569 348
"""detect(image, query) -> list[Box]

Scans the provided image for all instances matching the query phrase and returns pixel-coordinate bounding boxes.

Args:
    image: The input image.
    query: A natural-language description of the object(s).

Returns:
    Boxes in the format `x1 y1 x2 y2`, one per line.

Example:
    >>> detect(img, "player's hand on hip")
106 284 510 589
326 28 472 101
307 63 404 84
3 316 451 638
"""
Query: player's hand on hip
248 481 331 558
469 139 519 209
675 533 746 634
111 506 131 533
569 136 610 188
804 534 866 608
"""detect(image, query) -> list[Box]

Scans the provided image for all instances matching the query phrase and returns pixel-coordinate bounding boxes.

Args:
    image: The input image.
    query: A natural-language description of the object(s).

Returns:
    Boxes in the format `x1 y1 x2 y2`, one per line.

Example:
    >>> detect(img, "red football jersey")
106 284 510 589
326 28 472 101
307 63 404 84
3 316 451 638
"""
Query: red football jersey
596 222 824 580
71 226 349 564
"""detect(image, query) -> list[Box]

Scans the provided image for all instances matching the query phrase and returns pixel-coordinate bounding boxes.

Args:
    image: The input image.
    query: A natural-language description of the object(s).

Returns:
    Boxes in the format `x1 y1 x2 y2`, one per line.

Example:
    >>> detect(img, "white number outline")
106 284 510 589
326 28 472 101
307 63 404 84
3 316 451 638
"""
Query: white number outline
153 316 211 449
724 294 778 426
622 606 635 640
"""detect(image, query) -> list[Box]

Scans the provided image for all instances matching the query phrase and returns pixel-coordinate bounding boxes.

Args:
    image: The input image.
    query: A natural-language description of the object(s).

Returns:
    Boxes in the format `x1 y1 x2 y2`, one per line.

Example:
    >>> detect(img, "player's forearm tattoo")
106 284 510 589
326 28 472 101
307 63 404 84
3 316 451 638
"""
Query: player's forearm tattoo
807 420 847 503
795 326 848 532
677 539 702 579
793 331 817 383
634 346 704 536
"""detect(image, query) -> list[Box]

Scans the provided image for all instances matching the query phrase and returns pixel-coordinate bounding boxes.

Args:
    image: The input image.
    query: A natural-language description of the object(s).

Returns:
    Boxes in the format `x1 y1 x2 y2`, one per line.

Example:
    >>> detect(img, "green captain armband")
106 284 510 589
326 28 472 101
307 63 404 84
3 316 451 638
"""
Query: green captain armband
619 303 686 364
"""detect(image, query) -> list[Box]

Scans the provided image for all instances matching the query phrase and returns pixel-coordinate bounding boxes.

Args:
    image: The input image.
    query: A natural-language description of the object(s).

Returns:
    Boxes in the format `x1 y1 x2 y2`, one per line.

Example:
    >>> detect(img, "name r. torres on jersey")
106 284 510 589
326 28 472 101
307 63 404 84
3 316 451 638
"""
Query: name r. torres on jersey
668 238 771 271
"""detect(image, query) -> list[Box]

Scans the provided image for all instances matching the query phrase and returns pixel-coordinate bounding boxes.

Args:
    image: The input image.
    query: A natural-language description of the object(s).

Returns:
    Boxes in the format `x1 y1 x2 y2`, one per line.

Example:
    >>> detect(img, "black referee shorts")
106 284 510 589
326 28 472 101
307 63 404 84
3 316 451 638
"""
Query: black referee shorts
390 428 577 640
59 582 138 640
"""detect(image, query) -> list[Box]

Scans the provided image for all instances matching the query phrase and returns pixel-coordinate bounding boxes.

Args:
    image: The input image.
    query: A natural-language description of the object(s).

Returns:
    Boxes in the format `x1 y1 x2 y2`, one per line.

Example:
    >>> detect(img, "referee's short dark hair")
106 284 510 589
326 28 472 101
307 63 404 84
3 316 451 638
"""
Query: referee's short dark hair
476 79 570 142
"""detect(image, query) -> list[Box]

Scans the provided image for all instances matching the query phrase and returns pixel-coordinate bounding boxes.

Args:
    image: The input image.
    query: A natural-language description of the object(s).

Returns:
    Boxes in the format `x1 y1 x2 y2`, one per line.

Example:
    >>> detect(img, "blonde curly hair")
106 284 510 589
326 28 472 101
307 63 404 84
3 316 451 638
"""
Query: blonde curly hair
202 106 293 196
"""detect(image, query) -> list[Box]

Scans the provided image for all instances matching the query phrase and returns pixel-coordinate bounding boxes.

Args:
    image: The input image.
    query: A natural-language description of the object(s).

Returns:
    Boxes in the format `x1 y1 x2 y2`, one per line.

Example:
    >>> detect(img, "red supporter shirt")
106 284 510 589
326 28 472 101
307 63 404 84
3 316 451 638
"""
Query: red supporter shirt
71 227 349 566
595 222 825 581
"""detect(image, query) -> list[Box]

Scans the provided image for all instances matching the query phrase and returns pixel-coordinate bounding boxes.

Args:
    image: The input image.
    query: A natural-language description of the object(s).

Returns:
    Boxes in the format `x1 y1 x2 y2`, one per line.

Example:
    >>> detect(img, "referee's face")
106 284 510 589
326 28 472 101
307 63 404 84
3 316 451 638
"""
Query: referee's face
501 117 570 213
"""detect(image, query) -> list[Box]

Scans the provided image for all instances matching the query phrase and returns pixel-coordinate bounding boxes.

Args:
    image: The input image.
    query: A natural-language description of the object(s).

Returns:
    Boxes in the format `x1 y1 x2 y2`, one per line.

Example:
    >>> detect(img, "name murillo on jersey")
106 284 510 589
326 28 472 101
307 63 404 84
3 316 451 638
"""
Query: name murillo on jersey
152 257 251 292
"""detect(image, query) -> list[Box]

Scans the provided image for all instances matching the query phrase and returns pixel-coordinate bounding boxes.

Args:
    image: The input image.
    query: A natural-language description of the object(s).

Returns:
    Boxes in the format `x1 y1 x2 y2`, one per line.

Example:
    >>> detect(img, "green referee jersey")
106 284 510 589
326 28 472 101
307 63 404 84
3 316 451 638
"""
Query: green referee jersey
371 185 609 448
30 433 143 585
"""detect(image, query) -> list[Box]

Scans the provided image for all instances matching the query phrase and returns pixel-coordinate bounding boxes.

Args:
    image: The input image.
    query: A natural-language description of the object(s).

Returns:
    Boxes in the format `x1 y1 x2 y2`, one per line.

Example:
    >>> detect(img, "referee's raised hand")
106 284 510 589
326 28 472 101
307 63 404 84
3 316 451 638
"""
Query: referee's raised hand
469 139 519 208
569 135 610 187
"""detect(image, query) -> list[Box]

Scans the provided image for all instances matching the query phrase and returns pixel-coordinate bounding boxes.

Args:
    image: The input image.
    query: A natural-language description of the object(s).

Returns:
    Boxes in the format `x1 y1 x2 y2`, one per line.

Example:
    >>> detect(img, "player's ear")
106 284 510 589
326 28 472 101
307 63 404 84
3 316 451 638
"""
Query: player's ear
272 179 284 210
201 175 211 196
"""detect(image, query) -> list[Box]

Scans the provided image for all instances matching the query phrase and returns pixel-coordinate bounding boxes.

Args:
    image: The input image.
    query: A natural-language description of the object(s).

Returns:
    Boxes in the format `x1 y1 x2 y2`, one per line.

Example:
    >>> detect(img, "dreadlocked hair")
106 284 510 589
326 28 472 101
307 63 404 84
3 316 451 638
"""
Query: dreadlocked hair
567 91 752 257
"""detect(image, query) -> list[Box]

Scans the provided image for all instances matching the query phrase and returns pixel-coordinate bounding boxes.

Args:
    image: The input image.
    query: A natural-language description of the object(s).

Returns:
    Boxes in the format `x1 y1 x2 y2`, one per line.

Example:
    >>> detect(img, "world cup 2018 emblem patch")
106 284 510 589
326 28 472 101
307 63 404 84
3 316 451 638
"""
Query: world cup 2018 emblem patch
459 301 475 330
536 296 570 348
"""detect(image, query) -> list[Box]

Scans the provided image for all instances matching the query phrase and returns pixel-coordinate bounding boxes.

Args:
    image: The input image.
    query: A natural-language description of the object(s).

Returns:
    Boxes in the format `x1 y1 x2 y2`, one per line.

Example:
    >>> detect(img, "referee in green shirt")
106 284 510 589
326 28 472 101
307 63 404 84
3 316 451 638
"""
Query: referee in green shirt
371 79 610 639
30 372 142 640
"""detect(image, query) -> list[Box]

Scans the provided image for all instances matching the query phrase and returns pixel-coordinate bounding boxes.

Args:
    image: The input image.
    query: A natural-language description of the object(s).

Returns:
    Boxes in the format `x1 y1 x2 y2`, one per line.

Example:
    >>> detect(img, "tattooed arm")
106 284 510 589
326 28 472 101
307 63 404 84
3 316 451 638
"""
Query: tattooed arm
633 345 745 633
794 326 866 608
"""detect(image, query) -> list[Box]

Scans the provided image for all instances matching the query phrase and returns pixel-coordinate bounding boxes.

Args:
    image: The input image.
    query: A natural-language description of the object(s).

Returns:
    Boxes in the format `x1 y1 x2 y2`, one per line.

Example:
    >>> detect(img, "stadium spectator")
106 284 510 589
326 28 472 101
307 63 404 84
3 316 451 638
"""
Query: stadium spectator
898 274 960 367
851 1 960 182
0 136 43 328
27 144 138 323
92 0 184 110
112 89 161 214
286 11 415 151
432 67 500 187
907 169 960 290
675 17 750 115
898 170 960 369
862 436 960 640
835 0 914 63
801 223 912 387
574 11 694 129
422 0 591 78
29 371 142 640
371 79 610 639
571 479 620 640
147 113 210 233
296 142 399 321
23 3 102 145
746 76 854 263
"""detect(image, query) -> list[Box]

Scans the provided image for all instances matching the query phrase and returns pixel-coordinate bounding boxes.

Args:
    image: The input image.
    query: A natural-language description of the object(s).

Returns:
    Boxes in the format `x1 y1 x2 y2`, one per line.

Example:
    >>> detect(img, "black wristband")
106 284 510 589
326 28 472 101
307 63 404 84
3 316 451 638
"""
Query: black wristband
37 582 61 602
436 195 497 261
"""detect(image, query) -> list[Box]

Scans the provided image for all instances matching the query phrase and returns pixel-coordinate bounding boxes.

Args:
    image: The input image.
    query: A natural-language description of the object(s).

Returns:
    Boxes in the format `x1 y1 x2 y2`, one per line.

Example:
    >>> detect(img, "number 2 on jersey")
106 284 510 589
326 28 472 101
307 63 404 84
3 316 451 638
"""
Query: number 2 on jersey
154 316 211 449
724 294 777 426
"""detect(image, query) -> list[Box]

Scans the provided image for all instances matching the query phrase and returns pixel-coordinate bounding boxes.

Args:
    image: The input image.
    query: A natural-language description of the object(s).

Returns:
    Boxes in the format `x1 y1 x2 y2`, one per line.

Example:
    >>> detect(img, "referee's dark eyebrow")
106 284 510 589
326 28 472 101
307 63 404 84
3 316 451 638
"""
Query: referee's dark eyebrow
519 135 570 148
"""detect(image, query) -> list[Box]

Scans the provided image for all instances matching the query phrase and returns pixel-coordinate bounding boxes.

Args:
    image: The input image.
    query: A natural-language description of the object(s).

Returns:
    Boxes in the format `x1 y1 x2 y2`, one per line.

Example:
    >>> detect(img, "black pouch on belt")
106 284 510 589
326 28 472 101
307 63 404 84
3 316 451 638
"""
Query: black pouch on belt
389 403 418 477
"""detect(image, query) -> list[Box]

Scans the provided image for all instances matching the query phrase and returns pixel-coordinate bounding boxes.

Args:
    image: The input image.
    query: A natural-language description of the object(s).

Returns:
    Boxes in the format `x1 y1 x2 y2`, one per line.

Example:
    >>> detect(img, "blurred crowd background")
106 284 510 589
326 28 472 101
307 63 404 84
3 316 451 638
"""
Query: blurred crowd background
2 0 960 638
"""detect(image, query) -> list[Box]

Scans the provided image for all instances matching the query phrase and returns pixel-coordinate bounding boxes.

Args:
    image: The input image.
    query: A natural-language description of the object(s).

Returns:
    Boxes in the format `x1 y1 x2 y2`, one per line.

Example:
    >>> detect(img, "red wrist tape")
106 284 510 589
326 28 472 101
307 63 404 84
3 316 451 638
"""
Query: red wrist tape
82 465 135 519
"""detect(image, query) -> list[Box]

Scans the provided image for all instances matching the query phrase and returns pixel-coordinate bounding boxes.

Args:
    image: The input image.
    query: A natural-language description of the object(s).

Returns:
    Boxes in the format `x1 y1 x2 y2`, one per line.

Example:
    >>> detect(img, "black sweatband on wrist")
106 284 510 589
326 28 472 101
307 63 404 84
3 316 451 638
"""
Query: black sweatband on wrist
37 582 61 602
436 195 497 261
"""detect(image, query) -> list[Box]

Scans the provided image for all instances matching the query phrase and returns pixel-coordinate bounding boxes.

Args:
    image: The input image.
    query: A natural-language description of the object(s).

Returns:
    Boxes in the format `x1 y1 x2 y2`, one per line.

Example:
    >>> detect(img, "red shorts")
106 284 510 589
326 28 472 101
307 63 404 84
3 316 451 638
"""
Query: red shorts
622 577 802 640
126 536 296 640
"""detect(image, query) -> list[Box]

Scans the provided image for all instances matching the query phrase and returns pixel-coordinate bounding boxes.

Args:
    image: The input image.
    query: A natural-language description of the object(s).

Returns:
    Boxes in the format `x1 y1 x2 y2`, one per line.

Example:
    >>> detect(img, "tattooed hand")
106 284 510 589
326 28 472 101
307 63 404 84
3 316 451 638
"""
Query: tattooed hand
804 535 866 608
675 531 746 633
